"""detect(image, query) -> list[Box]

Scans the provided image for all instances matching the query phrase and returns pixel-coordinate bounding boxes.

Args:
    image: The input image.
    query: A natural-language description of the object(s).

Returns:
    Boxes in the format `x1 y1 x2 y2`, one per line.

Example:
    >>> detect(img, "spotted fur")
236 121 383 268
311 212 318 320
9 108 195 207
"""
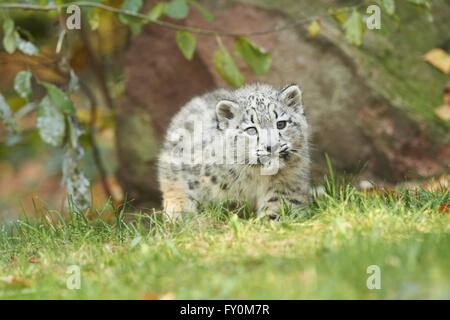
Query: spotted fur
158 83 310 220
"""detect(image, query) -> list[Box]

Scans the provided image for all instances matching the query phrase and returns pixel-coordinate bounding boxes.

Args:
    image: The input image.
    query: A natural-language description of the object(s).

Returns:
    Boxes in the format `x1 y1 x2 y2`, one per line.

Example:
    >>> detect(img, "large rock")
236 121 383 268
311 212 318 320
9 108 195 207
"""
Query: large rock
116 0 450 207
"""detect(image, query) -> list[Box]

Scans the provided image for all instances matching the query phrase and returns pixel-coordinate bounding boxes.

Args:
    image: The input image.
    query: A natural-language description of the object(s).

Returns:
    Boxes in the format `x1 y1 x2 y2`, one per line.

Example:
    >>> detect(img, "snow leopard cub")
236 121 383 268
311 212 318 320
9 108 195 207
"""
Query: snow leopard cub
158 83 310 220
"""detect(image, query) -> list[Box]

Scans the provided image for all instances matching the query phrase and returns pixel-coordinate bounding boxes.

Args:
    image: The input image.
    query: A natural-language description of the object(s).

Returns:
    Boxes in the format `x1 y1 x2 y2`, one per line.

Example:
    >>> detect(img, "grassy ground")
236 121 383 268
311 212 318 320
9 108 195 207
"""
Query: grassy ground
0 186 449 299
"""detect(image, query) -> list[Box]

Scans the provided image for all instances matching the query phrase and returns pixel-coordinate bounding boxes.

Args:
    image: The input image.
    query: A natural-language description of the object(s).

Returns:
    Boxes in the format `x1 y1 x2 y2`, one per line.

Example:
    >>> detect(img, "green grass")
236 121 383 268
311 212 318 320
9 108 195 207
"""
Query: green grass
0 187 449 299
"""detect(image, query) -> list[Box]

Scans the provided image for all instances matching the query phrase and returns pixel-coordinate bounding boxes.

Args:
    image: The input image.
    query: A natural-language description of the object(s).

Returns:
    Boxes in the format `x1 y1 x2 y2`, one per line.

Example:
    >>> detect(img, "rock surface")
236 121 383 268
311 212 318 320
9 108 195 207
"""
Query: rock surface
116 0 450 207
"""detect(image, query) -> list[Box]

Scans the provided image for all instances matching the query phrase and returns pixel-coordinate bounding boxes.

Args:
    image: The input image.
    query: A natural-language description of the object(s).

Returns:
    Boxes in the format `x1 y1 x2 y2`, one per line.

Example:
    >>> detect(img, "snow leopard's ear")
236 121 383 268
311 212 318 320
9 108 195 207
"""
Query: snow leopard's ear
279 84 303 112
216 100 240 130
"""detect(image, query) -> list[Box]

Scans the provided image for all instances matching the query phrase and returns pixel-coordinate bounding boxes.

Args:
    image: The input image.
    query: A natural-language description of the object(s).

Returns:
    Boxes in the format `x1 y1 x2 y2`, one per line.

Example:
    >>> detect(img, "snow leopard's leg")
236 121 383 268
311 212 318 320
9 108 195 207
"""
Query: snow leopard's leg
160 178 197 220
257 183 309 220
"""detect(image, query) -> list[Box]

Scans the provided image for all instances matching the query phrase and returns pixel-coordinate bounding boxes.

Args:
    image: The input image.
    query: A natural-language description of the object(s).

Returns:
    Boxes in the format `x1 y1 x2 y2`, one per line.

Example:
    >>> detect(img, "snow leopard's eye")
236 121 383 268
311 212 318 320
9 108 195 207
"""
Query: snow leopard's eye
245 127 258 136
276 121 287 130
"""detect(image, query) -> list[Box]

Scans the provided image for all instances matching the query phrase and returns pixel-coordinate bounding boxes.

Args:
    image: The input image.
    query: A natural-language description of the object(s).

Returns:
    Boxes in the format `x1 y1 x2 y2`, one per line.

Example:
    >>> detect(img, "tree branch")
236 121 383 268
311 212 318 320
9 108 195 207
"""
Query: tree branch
79 24 115 110
0 1 364 37
79 81 118 207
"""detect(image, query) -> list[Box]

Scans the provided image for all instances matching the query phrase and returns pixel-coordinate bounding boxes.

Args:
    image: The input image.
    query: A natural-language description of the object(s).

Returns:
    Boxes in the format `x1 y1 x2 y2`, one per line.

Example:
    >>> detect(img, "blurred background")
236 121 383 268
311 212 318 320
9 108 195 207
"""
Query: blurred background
0 0 449 221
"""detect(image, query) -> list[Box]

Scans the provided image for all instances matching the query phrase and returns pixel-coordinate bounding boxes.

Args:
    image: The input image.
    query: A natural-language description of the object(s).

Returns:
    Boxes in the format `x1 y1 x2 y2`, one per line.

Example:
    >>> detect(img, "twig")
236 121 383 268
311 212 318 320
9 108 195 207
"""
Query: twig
14 102 36 119
79 24 115 110
79 81 118 207
0 1 364 37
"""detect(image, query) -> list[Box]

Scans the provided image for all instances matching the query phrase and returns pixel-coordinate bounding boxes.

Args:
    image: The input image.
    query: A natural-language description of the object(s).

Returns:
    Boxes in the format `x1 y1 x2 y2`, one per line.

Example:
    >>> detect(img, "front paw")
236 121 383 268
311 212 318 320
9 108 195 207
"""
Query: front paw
257 209 280 221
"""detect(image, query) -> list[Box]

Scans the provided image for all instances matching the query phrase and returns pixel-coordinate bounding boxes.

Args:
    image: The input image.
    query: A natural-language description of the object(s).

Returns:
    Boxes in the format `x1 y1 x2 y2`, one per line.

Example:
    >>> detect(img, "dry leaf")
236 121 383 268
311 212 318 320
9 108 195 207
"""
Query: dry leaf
28 256 40 264
424 48 450 74
142 292 159 300
142 292 176 300
423 175 449 191
0 275 32 286
435 105 450 121
307 19 321 38
438 203 450 213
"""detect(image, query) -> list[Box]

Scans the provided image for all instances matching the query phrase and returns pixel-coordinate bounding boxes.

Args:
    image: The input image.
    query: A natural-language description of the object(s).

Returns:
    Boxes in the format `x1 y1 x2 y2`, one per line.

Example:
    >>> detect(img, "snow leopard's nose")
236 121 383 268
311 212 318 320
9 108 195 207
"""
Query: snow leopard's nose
266 143 280 153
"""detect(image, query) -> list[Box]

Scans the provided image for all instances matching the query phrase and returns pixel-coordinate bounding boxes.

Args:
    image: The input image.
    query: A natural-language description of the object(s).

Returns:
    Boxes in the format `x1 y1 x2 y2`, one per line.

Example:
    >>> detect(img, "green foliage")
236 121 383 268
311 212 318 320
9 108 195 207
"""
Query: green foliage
36 96 66 147
2 17 16 54
119 0 144 35
189 0 214 22
87 8 100 31
234 36 271 75
408 0 431 9
14 71 32 101
42 82 75 115
147 2 165 21
383 0 396 16
164 0 189 19
214 43 245 87
0 94 13 126
0 61 90 209
2 16 38 55
15 34 38 55
176 30 196 60
0 93 19 145
343 10 364 46
120 0 144 16
328 7 348 25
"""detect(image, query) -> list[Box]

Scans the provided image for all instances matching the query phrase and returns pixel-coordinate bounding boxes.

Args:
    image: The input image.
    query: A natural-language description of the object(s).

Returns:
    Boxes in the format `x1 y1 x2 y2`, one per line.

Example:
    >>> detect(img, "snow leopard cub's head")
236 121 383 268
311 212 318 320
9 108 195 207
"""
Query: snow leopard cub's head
216 83 308 172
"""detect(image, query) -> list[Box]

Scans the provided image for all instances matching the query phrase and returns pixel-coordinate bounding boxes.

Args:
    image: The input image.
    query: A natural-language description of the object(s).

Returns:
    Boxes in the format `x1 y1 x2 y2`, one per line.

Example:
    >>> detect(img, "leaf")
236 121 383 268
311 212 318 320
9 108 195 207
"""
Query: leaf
408 0 431 9
0 93 14 127
2 18 16 54
120 0 143 15
328 8 347 25
164 0 189 19
142 292 176 300
383 0 396 15
147 2 165 21
424 48 450 74
409 0 433 21
88 8 100 31
0 275 32 287
343 10 364 46
28 256 39 264
439 203 450 213
42 82 75 115
15 33 39 56
119 0 144 35
36 96 66 147
214 44 245 87
0 93 20 144
307 19 321 38
175 31 196 60
234 36 271 75
189 0 214 22
435 105 450 121
14 71 32 100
